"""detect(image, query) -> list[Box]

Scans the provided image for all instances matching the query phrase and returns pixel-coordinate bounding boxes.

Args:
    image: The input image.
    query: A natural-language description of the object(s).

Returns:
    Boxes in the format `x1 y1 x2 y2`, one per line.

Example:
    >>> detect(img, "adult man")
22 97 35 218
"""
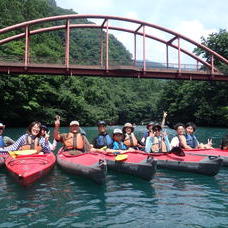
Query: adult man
0 122 15 148
93 121 113 149
54 116 90 155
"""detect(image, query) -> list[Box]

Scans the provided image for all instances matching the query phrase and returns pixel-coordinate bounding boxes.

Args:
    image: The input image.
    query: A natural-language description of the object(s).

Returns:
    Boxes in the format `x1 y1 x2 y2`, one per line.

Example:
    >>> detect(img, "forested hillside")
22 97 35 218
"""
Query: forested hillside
0 0 164 126
0 0 227 127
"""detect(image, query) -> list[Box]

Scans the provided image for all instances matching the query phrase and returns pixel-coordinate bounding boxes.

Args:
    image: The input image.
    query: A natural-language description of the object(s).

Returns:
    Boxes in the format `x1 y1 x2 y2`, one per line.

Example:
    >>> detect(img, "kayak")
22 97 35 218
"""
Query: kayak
5 152 56 186
94 151 157 180
57 148 107 184
184 148 228 167
153 152 223 176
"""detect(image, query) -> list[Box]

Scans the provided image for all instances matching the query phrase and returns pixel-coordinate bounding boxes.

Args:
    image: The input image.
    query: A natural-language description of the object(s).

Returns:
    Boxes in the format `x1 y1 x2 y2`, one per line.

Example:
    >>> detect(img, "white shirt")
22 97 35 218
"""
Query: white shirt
170 136 180 148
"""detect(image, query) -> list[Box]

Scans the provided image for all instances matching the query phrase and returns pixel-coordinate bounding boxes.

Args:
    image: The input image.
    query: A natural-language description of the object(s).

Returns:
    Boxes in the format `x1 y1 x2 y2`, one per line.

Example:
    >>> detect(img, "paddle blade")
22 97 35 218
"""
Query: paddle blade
14 150 37 156
170 147 185 156
115 154 128 161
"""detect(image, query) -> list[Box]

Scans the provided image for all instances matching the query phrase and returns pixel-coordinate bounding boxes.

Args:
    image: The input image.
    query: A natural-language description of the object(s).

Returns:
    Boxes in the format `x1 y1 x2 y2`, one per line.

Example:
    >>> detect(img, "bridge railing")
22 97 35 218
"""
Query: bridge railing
0 55 211 73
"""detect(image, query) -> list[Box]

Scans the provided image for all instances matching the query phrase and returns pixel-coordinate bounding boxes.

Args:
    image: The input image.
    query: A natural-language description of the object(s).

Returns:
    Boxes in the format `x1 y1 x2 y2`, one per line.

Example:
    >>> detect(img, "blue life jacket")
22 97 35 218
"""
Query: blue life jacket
0 136 5 148
186 134 198 148
111 141 128 150
94 133 113 149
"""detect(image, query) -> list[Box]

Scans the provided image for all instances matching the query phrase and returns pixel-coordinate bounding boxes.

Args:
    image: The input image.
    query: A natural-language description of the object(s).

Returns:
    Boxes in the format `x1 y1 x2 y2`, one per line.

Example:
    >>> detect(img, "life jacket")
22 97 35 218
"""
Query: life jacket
0 136 5 148
19 135 42 152
186 134 198 148
112 141 127 150
151 136 167 152
94 133 113 149
62 132 84 150
124 133 138 147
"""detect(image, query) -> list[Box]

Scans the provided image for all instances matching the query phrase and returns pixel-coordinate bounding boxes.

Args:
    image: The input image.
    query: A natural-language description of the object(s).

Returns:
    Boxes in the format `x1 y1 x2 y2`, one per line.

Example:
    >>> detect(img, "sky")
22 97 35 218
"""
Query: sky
55 0 228 64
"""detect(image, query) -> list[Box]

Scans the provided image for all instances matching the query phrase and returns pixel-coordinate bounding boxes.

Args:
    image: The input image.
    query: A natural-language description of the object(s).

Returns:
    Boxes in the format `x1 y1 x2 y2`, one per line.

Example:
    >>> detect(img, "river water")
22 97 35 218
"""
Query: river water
0 126 228 227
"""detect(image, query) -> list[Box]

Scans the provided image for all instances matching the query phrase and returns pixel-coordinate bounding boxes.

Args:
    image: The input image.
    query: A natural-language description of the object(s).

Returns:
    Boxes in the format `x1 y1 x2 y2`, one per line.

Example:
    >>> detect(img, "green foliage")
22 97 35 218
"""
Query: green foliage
0 0 227 128
157 29 228 127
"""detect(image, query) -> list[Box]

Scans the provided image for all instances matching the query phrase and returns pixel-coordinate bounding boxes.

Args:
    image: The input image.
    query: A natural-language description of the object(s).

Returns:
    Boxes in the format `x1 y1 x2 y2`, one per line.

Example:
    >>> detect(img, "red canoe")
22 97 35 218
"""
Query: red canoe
184 148 228 167
57 148 107 184
94 151 157 180
5 153 56 186
152 152 223 176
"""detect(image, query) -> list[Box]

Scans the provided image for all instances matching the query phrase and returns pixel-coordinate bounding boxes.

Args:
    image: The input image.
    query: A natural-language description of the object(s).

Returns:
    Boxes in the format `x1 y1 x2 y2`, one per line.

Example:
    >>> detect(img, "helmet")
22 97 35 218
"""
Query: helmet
97 121 107 126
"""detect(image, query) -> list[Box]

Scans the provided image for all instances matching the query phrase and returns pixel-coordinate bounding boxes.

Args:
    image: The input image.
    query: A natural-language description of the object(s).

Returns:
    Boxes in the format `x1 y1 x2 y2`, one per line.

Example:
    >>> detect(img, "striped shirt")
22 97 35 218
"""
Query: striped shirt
0 134 51 154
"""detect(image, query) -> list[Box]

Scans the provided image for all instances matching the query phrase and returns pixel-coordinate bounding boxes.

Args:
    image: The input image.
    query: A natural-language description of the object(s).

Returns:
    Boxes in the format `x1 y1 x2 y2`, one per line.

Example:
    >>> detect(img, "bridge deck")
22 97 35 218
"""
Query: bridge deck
0 62 227 81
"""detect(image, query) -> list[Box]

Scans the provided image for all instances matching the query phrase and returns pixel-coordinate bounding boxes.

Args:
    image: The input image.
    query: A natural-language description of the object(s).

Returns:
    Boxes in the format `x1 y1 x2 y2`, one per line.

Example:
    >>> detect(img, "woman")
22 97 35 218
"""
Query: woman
0 121 51 154
170 123 192 149
185 122 213 149
141 122 154 145
185 122 199 149
122 123 143 150
145 124 171 153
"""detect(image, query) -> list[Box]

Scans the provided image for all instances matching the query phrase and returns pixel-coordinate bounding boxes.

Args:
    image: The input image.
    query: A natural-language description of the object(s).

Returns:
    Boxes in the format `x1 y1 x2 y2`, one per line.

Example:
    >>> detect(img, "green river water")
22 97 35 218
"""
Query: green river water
0 126 228 228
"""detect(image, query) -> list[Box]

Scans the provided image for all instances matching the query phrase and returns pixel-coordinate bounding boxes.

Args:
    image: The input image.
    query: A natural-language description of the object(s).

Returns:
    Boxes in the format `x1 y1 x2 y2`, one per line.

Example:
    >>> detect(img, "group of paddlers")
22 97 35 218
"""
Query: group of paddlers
0 112 228 155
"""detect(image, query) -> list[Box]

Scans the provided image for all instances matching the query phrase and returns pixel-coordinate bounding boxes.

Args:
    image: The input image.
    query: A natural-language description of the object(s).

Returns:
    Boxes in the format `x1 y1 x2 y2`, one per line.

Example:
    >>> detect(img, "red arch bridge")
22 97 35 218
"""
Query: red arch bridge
0 15 227 81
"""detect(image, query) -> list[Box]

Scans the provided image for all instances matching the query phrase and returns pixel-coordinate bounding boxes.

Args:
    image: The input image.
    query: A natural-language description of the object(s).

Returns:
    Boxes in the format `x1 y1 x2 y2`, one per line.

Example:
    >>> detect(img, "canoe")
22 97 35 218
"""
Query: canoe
94 151 157 180
56 148 107 184
184 148 228 167
153 152 223 176
5 152 56 186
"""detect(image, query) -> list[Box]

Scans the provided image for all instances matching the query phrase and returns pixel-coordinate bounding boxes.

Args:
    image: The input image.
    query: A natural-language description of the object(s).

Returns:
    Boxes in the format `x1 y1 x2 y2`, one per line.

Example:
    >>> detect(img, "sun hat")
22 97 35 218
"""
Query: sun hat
70 120 80 126
147 122 154 129
123 122 134 132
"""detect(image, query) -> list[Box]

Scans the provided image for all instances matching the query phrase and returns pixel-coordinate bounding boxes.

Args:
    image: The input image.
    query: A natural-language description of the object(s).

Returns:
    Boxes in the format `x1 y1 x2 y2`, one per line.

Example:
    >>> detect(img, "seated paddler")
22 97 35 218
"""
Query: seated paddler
54 116 90 155
109 128 128 151
145 124 171 153
93 121 113 149
122 123 144 150
0 121 51 155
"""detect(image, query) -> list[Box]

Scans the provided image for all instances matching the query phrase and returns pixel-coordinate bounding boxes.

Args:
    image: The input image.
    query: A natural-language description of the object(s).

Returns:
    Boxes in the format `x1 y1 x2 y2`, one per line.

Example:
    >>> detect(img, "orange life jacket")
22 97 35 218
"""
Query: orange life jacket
124 133 138 147
62 132 84 150
19 135 42 152
151 136 167 152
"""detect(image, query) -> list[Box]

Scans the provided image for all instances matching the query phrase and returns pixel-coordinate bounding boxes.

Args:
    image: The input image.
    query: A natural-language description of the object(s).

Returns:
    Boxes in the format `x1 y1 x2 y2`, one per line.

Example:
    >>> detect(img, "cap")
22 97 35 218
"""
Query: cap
113 128 123 135
41 125 49 132
147 122 154 129
97 121 107 126
70 120 80 126
0 123 5 129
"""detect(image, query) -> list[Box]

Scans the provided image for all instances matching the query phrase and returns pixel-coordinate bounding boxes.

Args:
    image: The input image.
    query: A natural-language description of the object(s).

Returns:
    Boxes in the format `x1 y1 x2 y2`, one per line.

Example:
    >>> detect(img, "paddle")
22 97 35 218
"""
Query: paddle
112 151 129 161
9 150 38 158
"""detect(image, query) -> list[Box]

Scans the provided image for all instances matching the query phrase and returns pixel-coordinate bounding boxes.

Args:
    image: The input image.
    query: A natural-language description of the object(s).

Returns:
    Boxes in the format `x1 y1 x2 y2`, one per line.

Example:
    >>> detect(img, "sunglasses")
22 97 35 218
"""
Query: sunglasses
153 128 161 132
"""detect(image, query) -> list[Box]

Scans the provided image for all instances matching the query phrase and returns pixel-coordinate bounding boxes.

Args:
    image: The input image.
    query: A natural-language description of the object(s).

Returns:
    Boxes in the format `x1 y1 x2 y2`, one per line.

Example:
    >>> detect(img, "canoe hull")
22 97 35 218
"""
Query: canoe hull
57 149 107 184
155 154 223 176
184 149 228 167
100 152 157 180
5 153 56 186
